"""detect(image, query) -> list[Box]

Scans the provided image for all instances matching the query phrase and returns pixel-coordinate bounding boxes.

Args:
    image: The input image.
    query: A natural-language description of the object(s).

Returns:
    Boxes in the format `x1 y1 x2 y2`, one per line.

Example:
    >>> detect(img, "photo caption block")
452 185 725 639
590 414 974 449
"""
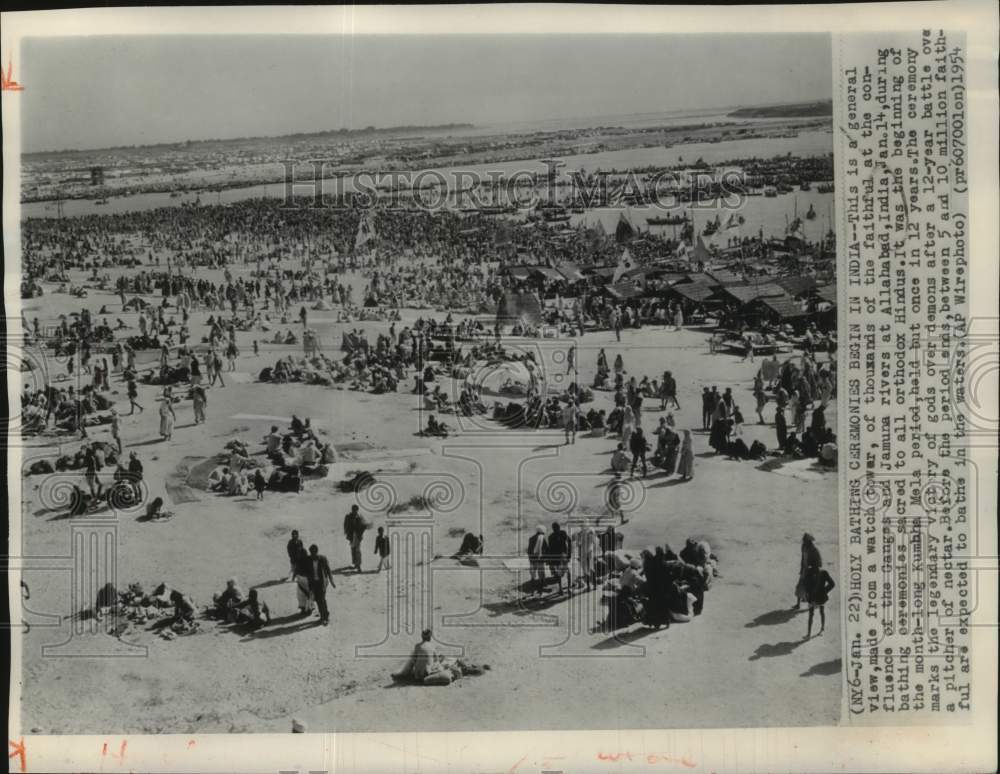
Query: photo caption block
835 30 973 721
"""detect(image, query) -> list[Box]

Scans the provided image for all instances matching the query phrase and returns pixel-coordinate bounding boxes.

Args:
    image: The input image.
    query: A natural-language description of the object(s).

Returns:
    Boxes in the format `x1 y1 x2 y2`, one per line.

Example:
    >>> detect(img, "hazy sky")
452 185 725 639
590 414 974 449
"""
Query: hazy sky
21 34 831 153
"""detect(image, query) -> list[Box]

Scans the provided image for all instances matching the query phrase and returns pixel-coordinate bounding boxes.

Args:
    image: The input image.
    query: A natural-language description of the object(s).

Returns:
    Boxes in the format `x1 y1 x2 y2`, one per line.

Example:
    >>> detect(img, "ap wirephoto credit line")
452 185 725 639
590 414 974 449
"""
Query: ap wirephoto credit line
2 4 997 774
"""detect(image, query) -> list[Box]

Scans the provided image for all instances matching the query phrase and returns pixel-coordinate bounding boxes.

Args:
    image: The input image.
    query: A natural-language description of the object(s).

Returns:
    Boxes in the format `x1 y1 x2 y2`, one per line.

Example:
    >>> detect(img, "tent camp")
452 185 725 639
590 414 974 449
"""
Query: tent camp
495 290 544 330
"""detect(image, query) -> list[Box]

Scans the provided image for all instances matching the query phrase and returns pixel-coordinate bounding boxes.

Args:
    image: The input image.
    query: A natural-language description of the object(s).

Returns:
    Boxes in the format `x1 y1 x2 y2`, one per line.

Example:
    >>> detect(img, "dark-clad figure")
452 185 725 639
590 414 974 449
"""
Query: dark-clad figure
286 529 304 580
305 544 335 625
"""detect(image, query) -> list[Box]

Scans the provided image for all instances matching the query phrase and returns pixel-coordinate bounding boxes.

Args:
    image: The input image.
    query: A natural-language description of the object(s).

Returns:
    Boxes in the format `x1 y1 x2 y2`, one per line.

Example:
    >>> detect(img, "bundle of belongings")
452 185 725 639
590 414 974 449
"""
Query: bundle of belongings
91 581 200 639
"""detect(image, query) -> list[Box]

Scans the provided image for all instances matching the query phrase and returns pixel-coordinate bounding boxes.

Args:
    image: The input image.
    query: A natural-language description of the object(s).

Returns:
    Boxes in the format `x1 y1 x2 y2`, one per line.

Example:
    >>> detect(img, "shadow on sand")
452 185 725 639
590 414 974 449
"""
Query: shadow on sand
800 657 842 677
748 638 808 660
745 607 803 628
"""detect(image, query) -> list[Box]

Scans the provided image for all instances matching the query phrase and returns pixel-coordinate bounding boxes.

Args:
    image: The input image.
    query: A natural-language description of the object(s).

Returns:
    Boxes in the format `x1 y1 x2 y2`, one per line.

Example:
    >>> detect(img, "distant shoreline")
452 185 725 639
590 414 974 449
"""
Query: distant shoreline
728 101 832 119
21 116 832 207
23 123 478 159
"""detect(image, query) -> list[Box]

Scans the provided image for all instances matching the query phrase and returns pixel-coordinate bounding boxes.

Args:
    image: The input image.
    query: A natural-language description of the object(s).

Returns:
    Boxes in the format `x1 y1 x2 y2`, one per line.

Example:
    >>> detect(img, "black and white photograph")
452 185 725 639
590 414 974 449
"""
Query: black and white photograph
9 29 842 735
4 7 996 769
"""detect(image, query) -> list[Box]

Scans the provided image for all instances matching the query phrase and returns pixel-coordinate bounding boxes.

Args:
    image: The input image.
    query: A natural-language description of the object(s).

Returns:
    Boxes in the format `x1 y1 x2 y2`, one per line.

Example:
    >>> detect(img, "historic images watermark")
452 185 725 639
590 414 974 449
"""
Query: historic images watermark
279 159 753 213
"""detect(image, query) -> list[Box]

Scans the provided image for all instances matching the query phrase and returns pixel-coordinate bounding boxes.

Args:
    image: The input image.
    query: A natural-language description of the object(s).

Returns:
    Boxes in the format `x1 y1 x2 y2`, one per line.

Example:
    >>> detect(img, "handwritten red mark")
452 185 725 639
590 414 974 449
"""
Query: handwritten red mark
187 740 196 748
102 740 127 763
508 753 528 773
646 754 698 768
2 57 25 92
598 751 634 762
8 738 27 773
598 751 696 768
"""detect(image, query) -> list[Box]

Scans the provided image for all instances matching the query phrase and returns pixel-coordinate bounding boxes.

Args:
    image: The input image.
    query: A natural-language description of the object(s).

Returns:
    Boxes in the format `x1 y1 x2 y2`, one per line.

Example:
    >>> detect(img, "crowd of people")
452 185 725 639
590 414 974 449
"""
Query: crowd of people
19 185 840 704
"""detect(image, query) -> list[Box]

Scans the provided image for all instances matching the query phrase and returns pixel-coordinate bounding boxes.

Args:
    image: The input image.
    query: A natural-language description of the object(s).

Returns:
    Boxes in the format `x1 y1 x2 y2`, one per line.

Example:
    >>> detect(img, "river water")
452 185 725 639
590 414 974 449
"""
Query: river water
22 128 834 242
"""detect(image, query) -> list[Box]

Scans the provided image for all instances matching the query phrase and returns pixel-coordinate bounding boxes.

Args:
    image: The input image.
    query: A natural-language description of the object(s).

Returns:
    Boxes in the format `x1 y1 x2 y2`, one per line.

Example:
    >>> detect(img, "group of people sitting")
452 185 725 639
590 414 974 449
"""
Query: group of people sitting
260 351 405 395
598 537 720 632
206 417 337 497
210 577 271 628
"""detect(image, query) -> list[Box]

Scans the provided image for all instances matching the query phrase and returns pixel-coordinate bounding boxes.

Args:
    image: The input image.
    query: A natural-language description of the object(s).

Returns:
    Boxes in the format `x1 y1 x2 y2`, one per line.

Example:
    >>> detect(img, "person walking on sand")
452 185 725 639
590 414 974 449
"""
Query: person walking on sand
547 522 572 596
795 533 823 610
158 397 176 441
527 525 548 594
127 376 143 415
804 565 836 638
192 385 207 425
343 504 368 572
629 426 649 477
374 526 391 571
677 429 694 481
212 349 226 387
305 543 335 625
109 409 122 455
775 405 788 451
563 400 578 445
286 530 304 580
661 370 680 411
701 387 713 431
754 378 767 424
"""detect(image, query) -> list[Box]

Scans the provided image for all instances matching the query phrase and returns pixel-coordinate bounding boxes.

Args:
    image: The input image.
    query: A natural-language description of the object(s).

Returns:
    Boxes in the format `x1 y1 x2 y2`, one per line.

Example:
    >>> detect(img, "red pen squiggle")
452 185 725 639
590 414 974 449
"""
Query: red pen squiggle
2 57 25 92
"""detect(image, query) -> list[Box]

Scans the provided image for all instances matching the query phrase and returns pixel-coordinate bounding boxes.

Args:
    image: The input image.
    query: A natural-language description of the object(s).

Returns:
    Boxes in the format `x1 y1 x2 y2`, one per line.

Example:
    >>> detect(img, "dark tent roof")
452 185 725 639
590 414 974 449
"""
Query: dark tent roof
556 261 586 281
605 282 644 300
756 295 810 319
715 283 784 305
532 267 563 281
774 275 818 297
590 266 618 279
704 268 744 286
496 291 544 327
666 281 717 303
815 285 837 305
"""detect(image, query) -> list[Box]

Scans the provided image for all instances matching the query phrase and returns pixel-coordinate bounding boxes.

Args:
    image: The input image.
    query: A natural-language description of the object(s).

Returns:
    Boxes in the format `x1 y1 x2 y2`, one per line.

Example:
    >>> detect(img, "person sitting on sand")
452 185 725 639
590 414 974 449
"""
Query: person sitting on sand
586 408 606 432
144 496 174 521
611 443 630 473
169 589 197 626
392 629 449 685
264 426 283 458
299 440 318 468
227 471 250 496
455 532 484 557
319 442 337 464
234 588 271 628
212 578 244 622
208 466 230 491
424 414 449 438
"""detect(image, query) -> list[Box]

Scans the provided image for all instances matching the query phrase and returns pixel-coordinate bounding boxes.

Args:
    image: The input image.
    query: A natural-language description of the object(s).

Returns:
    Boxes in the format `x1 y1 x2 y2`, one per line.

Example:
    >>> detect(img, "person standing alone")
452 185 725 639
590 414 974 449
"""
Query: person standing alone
305 544 335 625
343 504 369 572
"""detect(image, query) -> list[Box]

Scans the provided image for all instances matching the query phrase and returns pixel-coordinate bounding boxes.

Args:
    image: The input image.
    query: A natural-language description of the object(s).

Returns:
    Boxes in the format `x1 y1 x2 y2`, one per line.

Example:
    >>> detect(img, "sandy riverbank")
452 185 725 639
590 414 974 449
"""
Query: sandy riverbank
16 264 839 734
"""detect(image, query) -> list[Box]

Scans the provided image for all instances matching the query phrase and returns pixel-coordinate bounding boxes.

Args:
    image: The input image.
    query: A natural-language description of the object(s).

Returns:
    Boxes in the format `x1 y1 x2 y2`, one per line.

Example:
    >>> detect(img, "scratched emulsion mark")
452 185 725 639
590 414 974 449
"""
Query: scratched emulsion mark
1 56 25 91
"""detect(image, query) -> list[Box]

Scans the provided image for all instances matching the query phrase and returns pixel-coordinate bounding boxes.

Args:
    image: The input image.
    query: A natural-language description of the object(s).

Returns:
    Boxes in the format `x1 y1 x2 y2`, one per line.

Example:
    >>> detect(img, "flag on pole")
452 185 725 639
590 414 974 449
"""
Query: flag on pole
615 213 635 244
612 248 634 284
692 236 712 266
